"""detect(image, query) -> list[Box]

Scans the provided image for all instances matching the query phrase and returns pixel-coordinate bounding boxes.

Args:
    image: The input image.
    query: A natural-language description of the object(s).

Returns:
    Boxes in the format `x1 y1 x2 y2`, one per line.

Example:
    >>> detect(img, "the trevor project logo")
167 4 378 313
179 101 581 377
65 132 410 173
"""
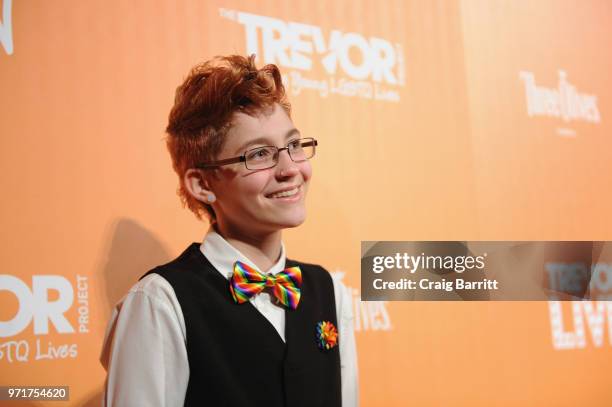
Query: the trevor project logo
0 274 90 363
220 8 405 102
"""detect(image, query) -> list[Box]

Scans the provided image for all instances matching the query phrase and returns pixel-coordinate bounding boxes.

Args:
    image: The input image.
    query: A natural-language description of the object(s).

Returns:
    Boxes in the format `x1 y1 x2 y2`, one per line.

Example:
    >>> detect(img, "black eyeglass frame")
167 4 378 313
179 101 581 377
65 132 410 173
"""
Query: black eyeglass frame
196 137 318 170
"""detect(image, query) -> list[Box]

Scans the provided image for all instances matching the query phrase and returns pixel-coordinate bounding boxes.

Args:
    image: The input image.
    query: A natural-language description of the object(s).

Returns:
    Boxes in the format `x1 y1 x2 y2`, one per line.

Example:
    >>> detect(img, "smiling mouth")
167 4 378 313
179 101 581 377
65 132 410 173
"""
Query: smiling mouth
266 185 300 199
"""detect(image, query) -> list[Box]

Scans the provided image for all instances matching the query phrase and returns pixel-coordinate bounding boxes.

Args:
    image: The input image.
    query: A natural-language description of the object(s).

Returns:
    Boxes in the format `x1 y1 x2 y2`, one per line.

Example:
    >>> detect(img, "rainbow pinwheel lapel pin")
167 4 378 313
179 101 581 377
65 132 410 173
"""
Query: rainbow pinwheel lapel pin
315 321 338 350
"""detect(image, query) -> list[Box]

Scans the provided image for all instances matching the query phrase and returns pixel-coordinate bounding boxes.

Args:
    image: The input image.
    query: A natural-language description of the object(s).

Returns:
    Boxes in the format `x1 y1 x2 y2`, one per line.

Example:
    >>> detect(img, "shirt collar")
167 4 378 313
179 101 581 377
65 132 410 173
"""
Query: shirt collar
200 228 287 281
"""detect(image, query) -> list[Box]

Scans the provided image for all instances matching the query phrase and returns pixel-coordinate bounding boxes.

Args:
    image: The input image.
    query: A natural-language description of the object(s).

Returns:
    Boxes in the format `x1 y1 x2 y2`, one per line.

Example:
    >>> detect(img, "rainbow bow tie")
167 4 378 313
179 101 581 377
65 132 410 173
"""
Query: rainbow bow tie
230 261 302 309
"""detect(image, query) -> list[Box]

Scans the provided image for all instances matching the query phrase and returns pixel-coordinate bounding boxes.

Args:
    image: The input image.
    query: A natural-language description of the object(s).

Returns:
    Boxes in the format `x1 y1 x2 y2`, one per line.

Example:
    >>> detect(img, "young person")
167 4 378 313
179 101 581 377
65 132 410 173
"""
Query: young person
100 55 358 406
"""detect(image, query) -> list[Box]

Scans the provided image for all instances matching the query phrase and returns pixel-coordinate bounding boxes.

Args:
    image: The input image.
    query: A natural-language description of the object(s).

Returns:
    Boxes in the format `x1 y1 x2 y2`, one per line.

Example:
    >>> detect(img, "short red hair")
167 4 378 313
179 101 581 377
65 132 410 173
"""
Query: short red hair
166 55 291 220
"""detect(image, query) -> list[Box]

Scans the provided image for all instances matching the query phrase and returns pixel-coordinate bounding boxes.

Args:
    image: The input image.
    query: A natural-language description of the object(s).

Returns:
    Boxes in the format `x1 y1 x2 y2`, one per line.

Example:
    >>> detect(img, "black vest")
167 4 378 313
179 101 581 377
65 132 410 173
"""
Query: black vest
145 243 341 407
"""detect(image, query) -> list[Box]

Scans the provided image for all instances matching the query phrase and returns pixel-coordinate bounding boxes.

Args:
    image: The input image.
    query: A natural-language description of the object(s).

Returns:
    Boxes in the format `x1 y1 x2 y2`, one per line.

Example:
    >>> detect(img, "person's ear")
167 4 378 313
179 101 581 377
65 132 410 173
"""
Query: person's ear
184 169 216 204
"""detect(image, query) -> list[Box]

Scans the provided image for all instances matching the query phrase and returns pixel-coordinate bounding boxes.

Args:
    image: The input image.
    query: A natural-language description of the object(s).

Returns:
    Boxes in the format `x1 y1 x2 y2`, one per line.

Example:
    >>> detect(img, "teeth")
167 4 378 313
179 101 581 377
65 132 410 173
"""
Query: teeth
269 187 299 199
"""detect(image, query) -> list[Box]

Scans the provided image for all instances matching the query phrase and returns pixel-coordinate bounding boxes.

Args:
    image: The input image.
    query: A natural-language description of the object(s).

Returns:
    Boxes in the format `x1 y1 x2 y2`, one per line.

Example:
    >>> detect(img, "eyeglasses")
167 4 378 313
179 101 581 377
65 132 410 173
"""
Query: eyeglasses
197 137 318 170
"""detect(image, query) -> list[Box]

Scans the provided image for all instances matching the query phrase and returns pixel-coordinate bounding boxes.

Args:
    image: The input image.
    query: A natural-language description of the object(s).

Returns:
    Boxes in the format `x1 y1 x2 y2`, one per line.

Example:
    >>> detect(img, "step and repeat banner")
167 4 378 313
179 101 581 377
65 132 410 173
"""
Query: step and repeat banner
1 0 611 406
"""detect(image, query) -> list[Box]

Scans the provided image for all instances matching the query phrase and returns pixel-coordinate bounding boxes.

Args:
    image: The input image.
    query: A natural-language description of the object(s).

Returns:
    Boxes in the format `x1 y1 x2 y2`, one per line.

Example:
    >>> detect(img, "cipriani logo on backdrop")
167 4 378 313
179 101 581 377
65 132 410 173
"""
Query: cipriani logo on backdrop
219 8 405 102
519 70 601 137
0 274 90 363
0 0 14 55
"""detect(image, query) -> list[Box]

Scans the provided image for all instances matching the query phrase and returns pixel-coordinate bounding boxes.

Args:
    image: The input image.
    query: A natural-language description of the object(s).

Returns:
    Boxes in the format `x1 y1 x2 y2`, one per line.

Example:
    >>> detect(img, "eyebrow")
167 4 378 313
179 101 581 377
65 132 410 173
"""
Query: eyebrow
234 128 301 154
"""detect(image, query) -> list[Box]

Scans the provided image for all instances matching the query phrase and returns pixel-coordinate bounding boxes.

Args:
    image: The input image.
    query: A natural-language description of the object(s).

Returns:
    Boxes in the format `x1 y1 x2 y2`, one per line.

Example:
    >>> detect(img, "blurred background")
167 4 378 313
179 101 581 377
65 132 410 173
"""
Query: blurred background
1 0 611 405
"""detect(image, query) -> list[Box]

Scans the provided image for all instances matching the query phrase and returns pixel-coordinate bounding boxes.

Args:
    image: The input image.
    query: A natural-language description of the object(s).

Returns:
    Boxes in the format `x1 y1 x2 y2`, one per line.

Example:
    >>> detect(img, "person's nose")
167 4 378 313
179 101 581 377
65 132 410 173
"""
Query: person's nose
275 148 299 178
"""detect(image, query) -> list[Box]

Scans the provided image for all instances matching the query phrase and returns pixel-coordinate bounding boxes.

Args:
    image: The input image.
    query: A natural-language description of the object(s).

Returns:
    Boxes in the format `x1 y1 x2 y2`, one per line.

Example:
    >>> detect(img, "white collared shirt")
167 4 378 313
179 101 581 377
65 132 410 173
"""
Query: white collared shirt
100 230 359 406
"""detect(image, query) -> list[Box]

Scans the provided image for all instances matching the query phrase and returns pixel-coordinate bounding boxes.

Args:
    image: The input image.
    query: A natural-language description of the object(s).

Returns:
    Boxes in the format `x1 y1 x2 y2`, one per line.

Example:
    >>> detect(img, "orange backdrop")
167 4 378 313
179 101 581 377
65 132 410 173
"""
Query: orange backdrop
1 0 611 406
